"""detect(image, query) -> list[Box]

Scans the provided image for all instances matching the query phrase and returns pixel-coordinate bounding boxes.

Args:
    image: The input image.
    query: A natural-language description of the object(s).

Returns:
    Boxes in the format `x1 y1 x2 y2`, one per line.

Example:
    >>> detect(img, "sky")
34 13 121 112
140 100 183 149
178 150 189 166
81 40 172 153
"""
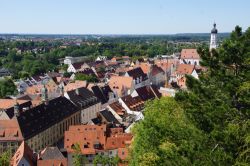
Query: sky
0 0 249 34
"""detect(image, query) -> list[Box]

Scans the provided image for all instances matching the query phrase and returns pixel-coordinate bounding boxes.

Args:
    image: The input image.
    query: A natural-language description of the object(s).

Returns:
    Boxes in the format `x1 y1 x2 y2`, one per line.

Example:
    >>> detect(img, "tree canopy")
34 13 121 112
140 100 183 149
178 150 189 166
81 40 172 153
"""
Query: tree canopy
0 78 17 98
130 26 250 165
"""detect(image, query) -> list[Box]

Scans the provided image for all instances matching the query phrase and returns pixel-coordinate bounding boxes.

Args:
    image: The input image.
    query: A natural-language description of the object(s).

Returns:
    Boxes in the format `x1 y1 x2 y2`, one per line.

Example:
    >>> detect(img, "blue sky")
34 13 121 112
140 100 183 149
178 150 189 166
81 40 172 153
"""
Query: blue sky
0 0 249 34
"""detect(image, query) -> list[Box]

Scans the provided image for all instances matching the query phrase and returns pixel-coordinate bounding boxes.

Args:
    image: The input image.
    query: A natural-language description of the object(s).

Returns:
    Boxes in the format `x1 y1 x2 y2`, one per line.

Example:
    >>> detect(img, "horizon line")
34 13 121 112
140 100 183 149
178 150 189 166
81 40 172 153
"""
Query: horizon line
0 32 230 36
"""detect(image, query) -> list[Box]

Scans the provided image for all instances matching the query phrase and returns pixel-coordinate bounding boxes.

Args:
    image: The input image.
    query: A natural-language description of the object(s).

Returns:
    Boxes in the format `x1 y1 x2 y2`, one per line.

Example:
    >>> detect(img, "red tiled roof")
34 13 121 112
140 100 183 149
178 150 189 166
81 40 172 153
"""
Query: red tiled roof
0 119 23 141
109 76 133 97
151 65 165 76
10 141 35 166
121 95 144 111
0 99 30 109
11 141 36 166
181 49 200 59
176 64 195 75
64 124 133 156
64 125 107 154
109 102 126 115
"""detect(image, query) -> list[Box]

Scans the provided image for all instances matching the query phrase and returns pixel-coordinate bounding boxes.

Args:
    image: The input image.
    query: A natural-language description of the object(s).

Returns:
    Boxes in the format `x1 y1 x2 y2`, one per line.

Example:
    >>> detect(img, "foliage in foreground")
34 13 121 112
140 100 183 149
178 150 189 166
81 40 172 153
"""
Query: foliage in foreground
130 26 250 165
0 150 11 166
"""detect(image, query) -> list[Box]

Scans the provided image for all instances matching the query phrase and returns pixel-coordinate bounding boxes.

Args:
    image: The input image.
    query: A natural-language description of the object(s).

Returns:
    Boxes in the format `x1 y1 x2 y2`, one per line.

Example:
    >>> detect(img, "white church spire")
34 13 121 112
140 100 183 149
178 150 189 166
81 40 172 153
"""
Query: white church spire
210 23 218 50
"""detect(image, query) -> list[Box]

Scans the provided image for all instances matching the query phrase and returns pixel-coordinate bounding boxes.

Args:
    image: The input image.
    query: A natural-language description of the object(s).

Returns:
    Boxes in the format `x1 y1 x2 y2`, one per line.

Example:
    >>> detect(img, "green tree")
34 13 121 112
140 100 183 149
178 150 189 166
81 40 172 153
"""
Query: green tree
75 73 98 83
72 143 86 166
129 97 209 166
93 154 120 166
0 150 11 166
175 26 250 165
130 26 250 166
0 78 17 98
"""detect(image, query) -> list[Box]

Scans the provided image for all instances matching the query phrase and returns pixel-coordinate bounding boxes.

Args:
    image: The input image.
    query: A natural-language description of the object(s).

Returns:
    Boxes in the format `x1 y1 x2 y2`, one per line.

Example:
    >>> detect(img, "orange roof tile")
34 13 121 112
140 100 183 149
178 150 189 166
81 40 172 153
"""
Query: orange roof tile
64 125 107 154
0 99 29 109
181 49 200 59
176 64 195 75
135 63 151 74
0 119 23 141
109 76 133 97
64 80 87 92
11 141 35 166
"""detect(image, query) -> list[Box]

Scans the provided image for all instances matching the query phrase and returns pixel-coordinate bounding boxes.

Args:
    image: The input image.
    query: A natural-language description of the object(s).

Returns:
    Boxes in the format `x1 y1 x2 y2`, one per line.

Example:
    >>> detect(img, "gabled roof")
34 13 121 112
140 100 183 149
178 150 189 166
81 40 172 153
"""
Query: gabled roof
180 49 200 59
39 147 65 160
11 141 36 166
109 76 133 97
151 65 165 76
72 62 85 70
91 85 108 104
135 63 151 74
176 64 195 75
135 85 161 101
77 68 96 76
126 67 148 81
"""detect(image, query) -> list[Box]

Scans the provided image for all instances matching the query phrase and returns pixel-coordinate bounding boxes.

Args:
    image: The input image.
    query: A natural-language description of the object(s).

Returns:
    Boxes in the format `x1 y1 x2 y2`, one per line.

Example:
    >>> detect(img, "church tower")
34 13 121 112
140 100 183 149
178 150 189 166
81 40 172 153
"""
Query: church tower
210 23 218 50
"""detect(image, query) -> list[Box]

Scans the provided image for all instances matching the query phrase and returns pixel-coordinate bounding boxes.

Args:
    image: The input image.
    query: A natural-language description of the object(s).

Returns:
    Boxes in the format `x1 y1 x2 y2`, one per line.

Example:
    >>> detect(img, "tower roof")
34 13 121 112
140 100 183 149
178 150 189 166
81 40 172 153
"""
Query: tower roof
211 23 218 34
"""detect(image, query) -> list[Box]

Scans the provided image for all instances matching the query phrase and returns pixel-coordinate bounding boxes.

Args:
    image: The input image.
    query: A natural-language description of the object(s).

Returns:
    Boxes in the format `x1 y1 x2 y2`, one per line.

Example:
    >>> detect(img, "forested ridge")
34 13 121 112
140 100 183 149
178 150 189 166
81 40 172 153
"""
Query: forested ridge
129 26 250 165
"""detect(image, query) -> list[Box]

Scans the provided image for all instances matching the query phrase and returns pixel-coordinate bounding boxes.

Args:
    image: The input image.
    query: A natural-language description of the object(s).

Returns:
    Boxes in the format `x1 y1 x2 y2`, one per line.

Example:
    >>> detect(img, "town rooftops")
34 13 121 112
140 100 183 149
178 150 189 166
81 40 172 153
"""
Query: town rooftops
135 63 151 74
64 124 107 154
109 76 133 97
0 99 31 110
121 95 144 112
176 64 195 75
135 85 161 101
38 146 67 166
10 141 36 166
64 124 132 155
0 120 23 141
180 49 200 59
109 101 126 116
151 65 165 76
1 100 33 119
126 67 148 81
39 147 65 160
72 62 85 70
91 85 112 104
64 80 87 92
99 109 120 124
66 87 99 109
15 96 79 139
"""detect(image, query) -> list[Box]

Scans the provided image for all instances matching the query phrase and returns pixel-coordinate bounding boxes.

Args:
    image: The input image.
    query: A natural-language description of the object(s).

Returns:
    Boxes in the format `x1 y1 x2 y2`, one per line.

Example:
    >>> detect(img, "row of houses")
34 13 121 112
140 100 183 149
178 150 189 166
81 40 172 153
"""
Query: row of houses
1 48 203 165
